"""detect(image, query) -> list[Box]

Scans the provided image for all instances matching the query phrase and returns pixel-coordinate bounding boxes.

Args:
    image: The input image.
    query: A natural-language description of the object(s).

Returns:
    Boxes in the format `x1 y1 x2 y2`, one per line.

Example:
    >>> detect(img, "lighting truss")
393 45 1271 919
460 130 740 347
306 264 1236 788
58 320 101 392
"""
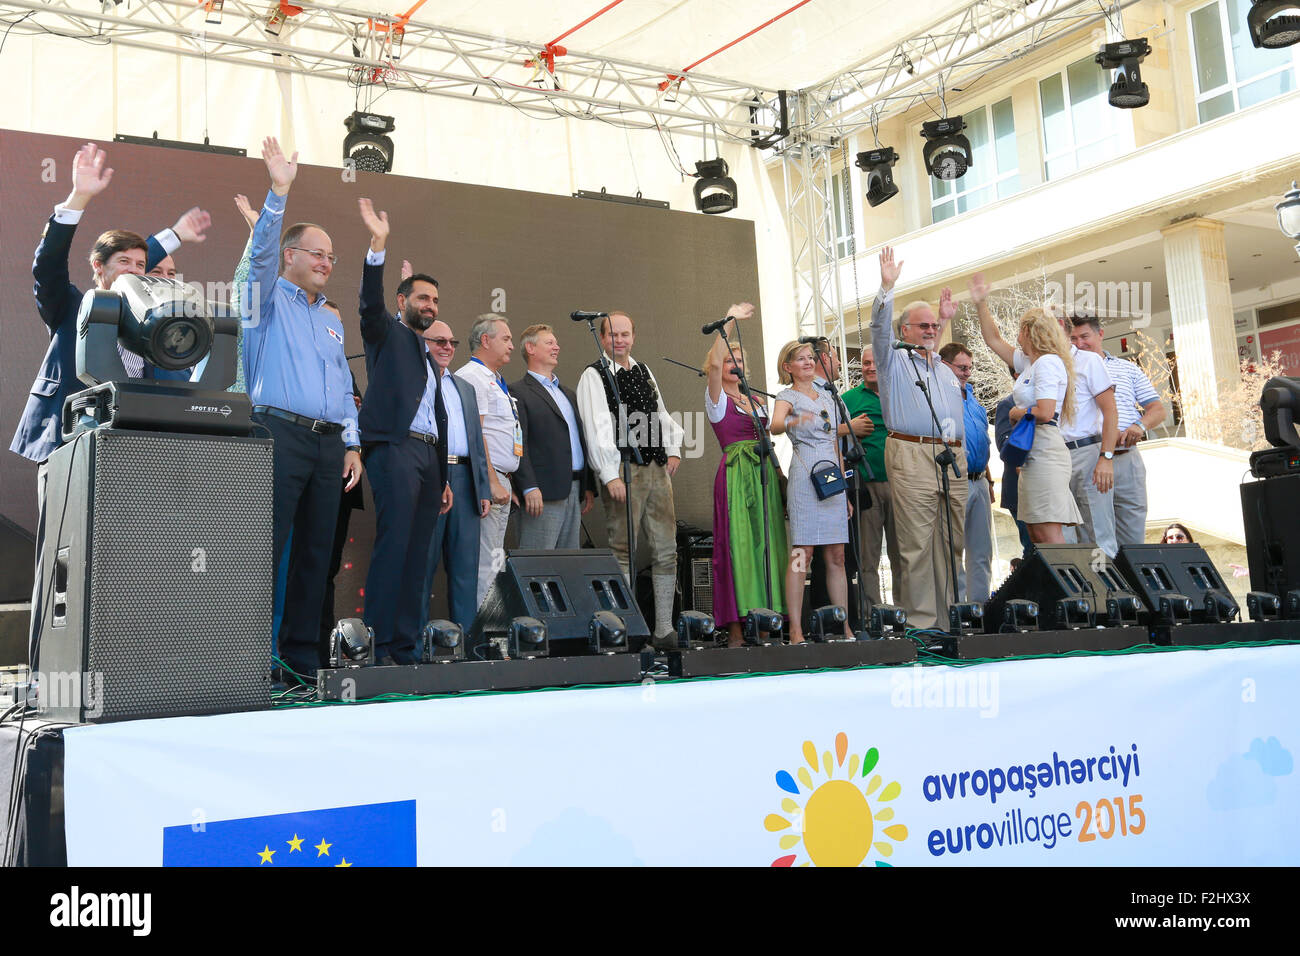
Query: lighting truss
809 0 1149 138
0 0 780 141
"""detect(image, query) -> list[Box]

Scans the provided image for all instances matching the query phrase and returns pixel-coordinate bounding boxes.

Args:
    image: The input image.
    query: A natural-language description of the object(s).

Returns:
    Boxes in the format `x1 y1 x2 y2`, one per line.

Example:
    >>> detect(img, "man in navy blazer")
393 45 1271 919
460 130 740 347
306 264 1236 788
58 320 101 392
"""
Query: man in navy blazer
13 142 210 665
356 199 450 664
421 318 493 633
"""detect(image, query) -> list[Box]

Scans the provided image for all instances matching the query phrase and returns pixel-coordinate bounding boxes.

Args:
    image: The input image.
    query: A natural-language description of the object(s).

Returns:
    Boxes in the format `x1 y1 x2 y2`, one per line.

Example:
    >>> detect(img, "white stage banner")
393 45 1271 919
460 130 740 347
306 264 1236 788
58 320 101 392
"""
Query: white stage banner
63 645 1300 866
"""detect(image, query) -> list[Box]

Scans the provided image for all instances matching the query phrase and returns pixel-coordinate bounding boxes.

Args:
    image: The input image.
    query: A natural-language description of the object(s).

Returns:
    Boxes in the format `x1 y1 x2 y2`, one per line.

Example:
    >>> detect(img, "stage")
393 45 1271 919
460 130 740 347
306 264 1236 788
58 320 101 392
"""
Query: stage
5 640 1300 866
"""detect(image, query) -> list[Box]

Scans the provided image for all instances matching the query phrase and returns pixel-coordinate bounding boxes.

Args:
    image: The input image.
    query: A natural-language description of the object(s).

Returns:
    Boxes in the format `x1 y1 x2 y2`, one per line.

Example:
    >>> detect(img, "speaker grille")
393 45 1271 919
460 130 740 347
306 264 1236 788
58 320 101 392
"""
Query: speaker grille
87 431 272 719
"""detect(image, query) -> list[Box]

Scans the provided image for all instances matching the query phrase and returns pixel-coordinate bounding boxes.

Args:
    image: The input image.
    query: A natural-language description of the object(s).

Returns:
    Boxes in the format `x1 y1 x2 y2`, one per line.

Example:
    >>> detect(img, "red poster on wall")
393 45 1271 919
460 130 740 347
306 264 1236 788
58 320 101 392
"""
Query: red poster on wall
1259 323 1300 375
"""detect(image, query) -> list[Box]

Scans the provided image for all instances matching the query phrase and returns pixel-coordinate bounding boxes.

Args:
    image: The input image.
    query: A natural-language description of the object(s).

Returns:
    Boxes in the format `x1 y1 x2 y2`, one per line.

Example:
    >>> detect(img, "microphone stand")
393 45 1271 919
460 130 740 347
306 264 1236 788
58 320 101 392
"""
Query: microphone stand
579 317 643 603
711 324 777 612
662 356 776 399
904 345 963 622
814 352 874 639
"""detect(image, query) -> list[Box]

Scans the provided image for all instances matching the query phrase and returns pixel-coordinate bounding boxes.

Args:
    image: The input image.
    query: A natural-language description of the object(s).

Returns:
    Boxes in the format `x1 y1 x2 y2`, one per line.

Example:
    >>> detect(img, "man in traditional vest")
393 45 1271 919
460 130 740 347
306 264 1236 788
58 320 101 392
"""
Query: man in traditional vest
576 311 684 649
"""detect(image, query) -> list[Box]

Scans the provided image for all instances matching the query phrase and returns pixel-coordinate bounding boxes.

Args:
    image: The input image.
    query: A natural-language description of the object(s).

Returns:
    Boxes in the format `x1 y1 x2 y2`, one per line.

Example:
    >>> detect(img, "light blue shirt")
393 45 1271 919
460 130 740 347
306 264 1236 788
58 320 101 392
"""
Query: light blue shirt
522 369 585 496
409 353 441 439
241 189 359 446
440 367 469 457
869 289 965 443
961 385 991 474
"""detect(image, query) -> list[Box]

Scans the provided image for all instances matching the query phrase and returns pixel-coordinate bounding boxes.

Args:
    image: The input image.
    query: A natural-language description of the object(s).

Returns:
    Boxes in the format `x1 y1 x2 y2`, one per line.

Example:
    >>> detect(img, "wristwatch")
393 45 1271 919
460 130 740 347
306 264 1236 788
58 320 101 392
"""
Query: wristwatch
1102 450 1114 461
346 444 361 453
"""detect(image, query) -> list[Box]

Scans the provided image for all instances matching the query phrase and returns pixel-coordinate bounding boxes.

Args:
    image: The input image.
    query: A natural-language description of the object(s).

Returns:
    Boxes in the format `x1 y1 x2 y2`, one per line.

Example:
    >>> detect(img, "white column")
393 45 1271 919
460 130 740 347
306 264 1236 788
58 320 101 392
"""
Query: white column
1160 217 1240 443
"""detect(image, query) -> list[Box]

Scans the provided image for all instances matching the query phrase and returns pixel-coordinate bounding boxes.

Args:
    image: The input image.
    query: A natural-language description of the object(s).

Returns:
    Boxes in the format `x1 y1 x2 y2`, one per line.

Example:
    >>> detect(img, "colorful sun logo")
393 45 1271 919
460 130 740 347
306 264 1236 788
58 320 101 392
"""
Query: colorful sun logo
765 732 907 867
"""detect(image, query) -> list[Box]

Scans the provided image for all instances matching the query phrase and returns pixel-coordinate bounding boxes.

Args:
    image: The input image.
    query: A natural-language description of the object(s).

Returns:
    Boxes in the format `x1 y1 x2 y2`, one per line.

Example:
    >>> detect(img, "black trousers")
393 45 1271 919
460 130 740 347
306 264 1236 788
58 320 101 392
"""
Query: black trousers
257 413 345 672
364 439 444 663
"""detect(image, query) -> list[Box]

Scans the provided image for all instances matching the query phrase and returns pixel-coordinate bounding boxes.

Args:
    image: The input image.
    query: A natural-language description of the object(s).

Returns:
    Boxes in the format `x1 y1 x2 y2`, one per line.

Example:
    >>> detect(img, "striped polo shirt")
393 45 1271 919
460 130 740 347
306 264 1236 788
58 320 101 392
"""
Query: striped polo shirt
1102 351 1160 430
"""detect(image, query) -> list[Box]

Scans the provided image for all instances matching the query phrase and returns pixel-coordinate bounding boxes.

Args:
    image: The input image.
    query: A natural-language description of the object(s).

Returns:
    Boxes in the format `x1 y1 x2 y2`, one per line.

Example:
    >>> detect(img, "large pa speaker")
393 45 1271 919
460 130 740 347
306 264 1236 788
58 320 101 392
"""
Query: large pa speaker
1241 474 1300 597
468 549 651 657
676 524 714 615
1115 543 1239 624
984 544 1143 631
35 428 273 722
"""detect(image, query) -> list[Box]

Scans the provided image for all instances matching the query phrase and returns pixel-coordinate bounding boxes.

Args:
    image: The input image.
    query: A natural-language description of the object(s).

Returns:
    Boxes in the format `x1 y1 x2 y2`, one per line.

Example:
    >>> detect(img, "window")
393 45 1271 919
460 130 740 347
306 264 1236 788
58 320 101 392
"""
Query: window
1039 54 1128 179
1190 0 1297 123
930 97 1020 224
831 168 856 258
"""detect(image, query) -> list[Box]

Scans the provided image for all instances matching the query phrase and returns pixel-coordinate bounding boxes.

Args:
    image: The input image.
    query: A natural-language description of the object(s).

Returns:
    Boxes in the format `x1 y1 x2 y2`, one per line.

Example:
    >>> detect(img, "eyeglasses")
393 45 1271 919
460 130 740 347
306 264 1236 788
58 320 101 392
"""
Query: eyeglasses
1164 532 1188 542
289 247 338 266
427 338 460 348
819 409 833 433
951 364 973 374
911 322 941 332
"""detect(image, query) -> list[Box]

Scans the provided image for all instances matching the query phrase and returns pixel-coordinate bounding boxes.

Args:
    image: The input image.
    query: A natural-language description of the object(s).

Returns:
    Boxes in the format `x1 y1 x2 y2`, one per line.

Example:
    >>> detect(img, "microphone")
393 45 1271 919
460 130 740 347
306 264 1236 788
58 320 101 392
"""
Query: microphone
570 310 608 322
701 316 734 335
892 340 923 352
797 335 823 346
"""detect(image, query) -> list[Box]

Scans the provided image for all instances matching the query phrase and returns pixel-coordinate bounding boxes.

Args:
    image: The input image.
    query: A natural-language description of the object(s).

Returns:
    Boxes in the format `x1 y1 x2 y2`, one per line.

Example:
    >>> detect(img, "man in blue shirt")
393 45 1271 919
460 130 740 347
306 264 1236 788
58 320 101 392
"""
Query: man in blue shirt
941 343 994 604
242 136 362 680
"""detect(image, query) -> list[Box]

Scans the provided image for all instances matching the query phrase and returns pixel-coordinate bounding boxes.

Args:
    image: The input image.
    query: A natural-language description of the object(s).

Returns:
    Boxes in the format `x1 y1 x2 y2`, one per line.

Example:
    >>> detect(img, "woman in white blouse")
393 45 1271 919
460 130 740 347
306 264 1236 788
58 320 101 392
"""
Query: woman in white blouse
972 274 1083 543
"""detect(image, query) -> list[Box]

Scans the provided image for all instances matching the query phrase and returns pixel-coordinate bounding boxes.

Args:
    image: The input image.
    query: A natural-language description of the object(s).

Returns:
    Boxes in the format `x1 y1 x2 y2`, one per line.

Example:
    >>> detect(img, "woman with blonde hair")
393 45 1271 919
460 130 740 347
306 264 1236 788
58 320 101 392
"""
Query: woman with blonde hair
972 274 1082 543
703 304 789 646
771 339 854 642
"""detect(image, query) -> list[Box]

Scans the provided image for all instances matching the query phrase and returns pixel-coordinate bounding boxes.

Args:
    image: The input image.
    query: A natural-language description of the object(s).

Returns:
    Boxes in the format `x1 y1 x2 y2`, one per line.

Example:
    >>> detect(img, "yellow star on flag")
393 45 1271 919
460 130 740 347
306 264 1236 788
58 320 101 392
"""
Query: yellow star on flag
315 838 331 857
287 834 304 852
335 858 352 867
258 845 275 865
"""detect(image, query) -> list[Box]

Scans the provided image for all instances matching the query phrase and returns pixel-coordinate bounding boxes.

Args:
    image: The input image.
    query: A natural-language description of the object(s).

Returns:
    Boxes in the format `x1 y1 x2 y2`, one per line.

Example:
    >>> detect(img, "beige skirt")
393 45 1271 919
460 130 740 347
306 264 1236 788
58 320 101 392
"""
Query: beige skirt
1016 424 1082 526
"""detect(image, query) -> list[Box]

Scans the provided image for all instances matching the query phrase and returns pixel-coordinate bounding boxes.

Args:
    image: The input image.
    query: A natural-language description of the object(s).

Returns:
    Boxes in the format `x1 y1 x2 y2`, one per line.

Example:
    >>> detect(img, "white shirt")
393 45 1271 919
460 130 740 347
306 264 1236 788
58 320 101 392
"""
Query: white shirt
1014 346 1113 441
1012 353 1068 411
576 354 684 486
455 358 519 474
704 388 769 425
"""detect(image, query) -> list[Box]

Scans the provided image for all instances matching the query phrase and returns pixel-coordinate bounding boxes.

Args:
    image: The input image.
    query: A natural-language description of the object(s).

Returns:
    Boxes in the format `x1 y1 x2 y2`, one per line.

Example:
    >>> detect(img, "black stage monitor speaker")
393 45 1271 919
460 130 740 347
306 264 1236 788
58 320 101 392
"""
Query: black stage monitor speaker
984 544 1143 631
468 549 651 657
35 428 273 722
1115 543 1239 625
1241 474 1300 597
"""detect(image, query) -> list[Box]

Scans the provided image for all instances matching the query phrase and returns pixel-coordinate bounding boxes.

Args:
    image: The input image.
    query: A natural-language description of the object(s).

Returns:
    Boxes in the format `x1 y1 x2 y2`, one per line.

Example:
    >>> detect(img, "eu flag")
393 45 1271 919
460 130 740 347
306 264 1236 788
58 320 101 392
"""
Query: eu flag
162 800 416 866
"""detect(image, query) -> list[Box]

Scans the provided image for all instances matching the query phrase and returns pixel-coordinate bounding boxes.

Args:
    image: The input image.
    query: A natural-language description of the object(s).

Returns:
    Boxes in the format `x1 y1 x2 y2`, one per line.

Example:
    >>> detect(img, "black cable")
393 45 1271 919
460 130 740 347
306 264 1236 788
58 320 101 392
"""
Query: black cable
0 11 33 56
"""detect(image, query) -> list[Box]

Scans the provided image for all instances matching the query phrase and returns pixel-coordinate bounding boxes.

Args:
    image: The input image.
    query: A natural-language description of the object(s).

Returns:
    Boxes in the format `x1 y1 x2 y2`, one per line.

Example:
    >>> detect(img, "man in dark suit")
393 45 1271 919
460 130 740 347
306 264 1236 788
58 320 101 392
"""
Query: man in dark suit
13 142 210 666
512 324 596 549
356 198 450 665
422 319 492 632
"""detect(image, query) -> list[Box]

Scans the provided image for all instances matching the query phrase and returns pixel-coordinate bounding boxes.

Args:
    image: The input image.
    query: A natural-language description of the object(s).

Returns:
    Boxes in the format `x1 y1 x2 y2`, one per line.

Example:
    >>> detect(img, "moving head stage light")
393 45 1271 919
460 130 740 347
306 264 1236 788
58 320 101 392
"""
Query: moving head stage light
69 274 251 439
1248 0 1300 48
921 116 972 181
1095 38 1152 108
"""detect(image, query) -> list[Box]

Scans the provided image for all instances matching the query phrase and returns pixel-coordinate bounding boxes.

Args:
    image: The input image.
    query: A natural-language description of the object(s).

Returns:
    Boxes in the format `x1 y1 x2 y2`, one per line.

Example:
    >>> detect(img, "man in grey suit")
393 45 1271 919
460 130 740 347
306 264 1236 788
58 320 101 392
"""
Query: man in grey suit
511 323 596 549
422 319 492 631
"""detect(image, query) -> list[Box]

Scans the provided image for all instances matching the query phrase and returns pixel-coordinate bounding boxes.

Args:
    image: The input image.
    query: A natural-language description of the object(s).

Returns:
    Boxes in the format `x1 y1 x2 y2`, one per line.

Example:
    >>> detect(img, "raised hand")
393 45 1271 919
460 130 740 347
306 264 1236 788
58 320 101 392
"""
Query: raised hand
172 206 212 244
969 272 990 305
358 198 389 251
728 302 755 321
400 259 413 281
938 286 956 326
879 245 903 292
262 136 298 196
234 193 259 233
68 143 113 209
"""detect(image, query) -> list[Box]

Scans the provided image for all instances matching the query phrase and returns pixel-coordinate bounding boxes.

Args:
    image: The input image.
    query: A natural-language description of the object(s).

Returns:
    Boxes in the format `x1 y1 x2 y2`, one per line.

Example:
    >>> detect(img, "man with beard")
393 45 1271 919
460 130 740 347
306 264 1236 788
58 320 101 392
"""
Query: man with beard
356 198 450 664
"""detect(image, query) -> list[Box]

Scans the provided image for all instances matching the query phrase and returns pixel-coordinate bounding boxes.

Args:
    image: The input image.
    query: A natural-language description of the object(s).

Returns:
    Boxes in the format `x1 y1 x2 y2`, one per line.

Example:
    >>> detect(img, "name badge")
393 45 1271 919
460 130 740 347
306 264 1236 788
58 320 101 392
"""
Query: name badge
510 395 523 457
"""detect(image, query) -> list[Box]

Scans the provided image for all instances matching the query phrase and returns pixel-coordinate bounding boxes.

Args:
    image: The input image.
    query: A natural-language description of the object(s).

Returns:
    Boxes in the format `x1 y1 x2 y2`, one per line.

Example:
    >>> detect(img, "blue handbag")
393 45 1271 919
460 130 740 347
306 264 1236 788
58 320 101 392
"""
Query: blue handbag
1000 412 1036 468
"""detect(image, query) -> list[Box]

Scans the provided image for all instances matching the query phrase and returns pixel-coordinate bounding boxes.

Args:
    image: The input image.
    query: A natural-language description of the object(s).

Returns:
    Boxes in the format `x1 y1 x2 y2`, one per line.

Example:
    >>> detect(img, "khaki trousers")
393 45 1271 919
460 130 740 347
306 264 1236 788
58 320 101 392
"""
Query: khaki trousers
602 461 677 579
885 437 967 629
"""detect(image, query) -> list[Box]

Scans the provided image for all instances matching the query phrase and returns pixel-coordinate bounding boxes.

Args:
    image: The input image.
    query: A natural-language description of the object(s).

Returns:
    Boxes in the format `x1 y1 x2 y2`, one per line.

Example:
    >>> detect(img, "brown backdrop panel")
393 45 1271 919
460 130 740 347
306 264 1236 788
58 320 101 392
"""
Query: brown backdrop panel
0 130 764 618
